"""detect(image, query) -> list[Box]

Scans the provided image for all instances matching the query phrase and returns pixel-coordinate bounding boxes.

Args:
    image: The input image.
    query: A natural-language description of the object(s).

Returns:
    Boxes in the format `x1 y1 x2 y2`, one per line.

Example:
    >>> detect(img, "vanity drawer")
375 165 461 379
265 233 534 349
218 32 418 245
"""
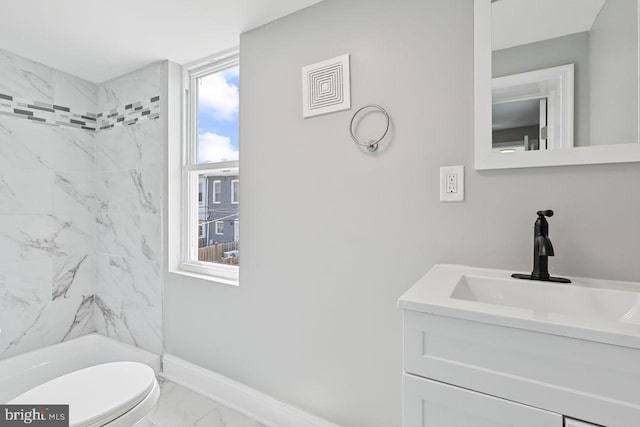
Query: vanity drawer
403 310 640 427
403 373 562 427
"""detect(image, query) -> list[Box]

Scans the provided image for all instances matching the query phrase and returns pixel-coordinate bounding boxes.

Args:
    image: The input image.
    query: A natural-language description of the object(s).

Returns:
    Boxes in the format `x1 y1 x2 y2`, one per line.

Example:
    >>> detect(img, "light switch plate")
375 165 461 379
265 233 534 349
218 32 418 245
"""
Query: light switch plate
440 165 464 202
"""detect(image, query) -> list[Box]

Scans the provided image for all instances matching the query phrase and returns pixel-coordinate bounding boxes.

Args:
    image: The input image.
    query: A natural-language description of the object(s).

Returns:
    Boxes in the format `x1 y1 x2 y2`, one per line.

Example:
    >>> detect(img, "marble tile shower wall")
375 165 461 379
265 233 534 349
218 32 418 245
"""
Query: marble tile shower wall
0 49 97 359
0 48 164 358
94 64 164 355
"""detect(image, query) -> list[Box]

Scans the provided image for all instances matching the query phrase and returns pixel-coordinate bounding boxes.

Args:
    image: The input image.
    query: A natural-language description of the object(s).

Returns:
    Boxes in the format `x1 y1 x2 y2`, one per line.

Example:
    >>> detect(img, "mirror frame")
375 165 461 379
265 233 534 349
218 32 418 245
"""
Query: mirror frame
474 0 640 170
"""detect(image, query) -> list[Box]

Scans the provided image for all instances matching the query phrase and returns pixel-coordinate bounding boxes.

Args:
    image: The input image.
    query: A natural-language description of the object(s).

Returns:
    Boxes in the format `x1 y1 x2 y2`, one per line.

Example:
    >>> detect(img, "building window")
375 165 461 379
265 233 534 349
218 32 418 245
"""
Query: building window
213 180 222 203
198 224 206 238
176 48 240 284
215 221 224 235
231 179 239 204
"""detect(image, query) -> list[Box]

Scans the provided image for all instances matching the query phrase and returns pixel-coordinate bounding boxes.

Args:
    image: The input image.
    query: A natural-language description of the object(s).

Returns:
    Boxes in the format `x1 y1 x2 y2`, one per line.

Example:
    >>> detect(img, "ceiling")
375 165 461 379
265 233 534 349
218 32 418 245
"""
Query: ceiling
0 0 324 83
492 0 606 51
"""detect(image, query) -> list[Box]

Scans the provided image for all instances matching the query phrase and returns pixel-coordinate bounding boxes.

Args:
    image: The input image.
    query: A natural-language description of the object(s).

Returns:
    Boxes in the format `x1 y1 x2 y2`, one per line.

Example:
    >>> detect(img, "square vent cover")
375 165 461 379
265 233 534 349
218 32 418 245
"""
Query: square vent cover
301 54 351 118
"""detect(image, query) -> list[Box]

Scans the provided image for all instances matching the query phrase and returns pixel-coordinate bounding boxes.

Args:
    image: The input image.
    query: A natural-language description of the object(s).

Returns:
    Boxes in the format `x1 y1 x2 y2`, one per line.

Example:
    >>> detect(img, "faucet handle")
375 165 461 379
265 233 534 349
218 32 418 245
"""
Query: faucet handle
537 210 554 217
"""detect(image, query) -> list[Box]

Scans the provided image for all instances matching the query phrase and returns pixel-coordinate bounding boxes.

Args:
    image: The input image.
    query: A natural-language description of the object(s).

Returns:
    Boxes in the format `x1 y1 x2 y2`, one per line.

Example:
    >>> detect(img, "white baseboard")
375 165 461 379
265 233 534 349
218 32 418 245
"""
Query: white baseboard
161 354 341 427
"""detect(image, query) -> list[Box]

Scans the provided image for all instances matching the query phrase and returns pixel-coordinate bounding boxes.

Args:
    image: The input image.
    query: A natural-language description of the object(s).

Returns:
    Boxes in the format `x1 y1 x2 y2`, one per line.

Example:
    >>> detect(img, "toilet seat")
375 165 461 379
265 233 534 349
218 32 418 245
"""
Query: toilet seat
9 362 159 427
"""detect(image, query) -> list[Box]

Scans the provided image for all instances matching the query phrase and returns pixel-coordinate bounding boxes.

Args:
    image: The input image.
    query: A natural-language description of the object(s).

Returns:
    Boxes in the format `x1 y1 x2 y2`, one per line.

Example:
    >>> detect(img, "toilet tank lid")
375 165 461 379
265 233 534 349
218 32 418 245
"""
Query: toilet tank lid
8 361 156 427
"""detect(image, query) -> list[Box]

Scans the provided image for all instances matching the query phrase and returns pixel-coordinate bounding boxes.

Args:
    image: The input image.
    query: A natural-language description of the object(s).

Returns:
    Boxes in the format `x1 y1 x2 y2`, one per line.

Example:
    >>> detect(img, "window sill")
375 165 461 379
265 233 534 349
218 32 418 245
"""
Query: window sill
170 263 239 287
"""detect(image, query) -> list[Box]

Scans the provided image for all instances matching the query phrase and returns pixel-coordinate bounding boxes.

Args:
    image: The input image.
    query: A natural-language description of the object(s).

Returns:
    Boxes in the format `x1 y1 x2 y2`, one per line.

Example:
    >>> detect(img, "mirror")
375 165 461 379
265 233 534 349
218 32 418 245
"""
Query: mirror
474 0 640 169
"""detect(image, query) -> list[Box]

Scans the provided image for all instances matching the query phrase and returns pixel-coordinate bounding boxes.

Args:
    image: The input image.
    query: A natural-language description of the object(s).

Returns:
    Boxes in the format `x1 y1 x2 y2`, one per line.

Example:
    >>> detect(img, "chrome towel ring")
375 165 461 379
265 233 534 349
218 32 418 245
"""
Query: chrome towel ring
349 104 390 152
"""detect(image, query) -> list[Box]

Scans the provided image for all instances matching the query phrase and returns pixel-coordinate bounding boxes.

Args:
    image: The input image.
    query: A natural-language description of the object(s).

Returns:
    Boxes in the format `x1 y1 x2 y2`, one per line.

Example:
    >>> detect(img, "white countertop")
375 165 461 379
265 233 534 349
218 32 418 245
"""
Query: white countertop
398 264 640 349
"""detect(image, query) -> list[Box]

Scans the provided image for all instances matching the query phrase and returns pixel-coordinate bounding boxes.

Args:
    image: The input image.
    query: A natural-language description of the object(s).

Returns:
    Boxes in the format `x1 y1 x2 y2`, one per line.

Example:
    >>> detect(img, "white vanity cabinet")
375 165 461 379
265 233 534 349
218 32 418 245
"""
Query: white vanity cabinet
399 265 640 427
403 373 562 427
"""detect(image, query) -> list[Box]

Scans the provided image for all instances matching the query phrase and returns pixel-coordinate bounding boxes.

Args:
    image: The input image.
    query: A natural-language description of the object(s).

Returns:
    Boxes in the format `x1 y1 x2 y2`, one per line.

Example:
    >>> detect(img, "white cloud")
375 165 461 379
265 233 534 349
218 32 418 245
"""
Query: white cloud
199 69 239 121
198 132 239 163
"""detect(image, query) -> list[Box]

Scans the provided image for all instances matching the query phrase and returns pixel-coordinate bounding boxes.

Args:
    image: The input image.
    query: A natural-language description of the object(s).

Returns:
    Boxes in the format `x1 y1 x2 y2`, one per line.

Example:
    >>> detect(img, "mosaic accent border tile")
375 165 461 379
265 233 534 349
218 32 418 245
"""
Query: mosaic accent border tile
97 96 160 131
0 92 160 132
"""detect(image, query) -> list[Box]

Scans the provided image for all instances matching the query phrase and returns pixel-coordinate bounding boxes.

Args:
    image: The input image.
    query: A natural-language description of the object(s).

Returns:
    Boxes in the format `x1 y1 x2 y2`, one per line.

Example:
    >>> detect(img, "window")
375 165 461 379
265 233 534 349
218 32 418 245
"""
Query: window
231 179 239 204
213 180 222 204
174 48 239 284
215 221 224 235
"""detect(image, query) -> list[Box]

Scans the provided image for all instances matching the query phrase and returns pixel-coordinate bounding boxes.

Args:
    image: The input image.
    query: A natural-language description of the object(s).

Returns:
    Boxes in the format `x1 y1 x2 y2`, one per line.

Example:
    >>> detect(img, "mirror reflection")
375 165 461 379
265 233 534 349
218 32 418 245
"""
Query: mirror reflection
491 0 639 152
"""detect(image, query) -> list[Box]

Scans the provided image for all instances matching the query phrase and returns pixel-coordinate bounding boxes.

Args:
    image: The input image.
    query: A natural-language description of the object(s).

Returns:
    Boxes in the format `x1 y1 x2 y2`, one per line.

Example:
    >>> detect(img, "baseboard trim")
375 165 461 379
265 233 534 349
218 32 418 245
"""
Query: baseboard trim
162 354 341 427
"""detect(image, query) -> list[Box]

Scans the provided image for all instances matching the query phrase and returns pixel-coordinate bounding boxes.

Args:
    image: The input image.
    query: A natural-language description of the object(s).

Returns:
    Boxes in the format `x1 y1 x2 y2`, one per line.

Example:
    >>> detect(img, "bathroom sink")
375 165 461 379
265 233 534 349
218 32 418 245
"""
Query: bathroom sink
451 275 640 325
398 264 640 349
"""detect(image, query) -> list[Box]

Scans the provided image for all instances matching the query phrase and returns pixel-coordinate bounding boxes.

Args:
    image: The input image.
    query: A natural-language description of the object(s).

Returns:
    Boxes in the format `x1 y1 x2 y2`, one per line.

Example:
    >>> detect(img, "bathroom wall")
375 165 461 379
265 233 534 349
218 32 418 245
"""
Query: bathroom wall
165 0 640 426
589 0 638 145
493 32 591 147
0 49 97 359
94 64 165 354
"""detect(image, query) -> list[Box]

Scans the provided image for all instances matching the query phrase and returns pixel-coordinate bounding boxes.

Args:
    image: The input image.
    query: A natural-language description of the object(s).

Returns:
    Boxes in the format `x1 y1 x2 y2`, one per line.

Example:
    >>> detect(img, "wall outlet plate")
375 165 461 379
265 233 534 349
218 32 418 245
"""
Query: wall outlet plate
440 165 465 202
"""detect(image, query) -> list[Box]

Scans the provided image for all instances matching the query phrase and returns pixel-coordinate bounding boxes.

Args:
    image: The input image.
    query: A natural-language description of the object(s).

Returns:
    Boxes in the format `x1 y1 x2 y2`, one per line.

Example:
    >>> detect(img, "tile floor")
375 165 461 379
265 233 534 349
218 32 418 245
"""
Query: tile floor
140 379 266 427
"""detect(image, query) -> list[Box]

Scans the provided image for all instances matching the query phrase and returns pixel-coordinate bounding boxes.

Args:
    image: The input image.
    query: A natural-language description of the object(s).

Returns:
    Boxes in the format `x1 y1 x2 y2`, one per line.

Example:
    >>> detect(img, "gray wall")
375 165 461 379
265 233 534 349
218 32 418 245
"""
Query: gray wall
493 32 591 147
165 0 640 426
589 0 639 145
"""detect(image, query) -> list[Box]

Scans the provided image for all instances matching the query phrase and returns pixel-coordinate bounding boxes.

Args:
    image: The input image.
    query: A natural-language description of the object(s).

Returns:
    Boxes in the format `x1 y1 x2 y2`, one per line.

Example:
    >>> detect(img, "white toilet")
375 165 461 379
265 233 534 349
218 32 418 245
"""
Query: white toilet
9 362 160 427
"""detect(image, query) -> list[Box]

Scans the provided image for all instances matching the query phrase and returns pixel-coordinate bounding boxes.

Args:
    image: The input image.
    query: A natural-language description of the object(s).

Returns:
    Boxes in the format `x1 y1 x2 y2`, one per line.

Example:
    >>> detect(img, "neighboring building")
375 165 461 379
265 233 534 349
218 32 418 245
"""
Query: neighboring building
198 174 239 247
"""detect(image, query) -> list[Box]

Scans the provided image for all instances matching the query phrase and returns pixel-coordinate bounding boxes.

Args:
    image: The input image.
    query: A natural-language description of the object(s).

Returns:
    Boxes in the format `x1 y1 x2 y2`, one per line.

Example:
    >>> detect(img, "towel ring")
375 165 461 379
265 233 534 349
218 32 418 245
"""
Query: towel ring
349 104 390 152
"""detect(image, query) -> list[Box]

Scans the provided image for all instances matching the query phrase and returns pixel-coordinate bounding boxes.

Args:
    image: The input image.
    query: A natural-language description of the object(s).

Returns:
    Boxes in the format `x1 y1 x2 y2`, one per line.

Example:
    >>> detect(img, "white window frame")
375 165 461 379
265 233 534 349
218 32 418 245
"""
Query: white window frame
231 179 239 204
233 220 239 242
168 47 240 286
214 220 224 235
212 180 222 204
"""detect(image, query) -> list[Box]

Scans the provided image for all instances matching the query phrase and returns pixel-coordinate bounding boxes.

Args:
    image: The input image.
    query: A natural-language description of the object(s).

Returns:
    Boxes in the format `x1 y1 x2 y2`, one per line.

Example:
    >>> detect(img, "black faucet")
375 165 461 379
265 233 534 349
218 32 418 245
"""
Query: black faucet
512 210 571 283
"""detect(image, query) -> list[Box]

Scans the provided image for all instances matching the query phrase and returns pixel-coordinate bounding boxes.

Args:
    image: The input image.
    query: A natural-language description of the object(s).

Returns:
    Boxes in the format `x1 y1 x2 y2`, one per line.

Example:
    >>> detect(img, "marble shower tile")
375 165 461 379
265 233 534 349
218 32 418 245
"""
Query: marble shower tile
0 302 46 358
0 168 53 214
0 259 52 310
49 127 95 172
140 214 161 262
53 171 96 214
61 295 95 341
96 212 160 261
52 254 94 300
96 213 142 258
51 70 98 114
96 119 162 172
97 168 162 215
94 295 135 345
95 255 162 353
98 64 161 111
0 117 53 169
0 48 54 102
0 212 94 262
0 295 95 360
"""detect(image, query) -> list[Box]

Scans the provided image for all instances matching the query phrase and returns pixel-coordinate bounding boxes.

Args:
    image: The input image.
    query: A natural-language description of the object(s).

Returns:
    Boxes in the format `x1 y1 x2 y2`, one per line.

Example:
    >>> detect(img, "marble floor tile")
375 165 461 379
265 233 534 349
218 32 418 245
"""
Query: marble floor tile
145 380 266 427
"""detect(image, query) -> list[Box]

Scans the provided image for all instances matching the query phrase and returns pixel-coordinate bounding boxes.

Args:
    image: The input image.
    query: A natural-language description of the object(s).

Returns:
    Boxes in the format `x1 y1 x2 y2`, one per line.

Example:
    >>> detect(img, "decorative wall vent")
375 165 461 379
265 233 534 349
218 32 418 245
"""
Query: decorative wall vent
301 54 351 118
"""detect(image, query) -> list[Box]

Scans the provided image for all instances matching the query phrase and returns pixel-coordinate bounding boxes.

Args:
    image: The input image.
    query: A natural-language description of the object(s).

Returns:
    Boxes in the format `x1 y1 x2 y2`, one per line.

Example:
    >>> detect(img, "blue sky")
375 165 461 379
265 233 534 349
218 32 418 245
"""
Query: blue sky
197 66 240 163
